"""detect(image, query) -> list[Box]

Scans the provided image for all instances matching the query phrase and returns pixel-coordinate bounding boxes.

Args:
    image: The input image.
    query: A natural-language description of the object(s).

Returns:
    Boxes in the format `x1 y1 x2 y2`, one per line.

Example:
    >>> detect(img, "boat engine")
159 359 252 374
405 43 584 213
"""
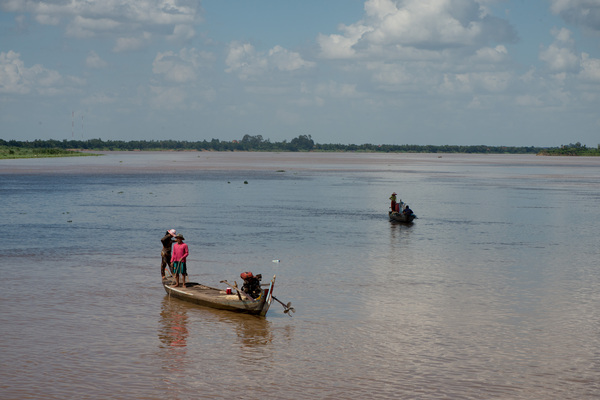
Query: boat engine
240 271 263 299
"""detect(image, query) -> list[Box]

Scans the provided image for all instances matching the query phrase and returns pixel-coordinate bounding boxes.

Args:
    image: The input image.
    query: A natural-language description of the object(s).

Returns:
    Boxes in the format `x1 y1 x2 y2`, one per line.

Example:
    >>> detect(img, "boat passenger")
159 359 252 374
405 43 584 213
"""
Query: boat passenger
171 234 189 288
161 229 177 279
403 205 413 216
389 192 397 213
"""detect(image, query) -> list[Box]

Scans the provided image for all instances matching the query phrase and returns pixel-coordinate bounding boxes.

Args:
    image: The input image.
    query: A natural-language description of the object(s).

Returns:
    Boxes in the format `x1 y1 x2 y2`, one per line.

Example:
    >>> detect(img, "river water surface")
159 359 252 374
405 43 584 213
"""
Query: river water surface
1 152 599 399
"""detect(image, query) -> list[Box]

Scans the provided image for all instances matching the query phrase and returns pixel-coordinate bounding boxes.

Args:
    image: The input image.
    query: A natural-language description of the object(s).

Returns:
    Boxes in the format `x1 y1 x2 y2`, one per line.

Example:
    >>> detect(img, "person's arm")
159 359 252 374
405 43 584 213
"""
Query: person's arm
182 244 189 261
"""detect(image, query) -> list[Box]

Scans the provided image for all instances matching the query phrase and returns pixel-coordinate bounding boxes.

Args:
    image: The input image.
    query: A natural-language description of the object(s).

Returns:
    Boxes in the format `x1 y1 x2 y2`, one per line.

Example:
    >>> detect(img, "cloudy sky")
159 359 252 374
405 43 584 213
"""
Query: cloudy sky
1 0 599 146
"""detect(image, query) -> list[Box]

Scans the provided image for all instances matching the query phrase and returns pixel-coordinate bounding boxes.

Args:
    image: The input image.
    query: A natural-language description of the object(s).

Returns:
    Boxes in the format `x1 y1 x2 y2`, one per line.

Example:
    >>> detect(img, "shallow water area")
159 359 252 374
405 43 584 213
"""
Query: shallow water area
1 152 599 399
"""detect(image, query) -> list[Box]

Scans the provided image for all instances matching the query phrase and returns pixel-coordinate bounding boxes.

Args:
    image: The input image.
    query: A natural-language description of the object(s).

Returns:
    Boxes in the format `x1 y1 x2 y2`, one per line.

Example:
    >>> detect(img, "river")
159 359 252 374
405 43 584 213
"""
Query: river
1 152 599 399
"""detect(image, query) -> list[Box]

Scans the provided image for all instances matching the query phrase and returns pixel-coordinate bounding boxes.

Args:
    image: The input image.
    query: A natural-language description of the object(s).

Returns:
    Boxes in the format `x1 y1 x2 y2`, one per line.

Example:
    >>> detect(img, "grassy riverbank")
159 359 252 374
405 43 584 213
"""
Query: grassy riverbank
0 146 98 159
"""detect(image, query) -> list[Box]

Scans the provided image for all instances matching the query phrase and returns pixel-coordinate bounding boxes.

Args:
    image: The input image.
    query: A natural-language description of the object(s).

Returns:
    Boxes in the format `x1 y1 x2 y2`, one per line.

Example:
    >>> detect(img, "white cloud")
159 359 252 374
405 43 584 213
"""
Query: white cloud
314 0 520 101
370 62 412 86
318 0 517 60
0 50 83 95
579 52 600 82
225 42 315 80
225 42 264 79
2 0 200 49
113 32 152 52
537 27 600 84
168 24 196 42
152 48 213 83
539 28 579 72
66 16 122 39
474 71 511 92
550 0 600 32
268 46 316 71
438 70 512 97
471 45 508 63
86 51 108 69
317 24 373 59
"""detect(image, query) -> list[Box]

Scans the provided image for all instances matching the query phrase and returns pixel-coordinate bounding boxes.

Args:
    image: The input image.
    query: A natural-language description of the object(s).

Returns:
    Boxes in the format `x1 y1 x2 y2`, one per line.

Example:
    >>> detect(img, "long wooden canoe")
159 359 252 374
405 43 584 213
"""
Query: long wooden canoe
389 211 417 223
162 275 275 316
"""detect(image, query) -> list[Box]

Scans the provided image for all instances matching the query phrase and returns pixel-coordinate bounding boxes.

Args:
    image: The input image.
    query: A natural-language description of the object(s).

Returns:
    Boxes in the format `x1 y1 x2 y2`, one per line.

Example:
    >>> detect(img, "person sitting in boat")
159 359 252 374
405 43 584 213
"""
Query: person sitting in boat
241 272 263 299
403 205 413 216
389 192 397 212
160 229 177 279
170 234 189 288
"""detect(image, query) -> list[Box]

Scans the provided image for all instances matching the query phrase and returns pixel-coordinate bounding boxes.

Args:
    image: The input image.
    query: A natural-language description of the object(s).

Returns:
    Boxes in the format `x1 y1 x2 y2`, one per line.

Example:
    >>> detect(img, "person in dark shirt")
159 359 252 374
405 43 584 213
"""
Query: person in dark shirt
161 229 177 279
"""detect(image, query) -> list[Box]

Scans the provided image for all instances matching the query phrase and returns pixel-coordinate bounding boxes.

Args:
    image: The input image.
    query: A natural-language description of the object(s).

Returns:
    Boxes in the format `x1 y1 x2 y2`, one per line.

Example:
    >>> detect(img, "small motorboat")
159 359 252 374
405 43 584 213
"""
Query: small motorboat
163 274 276 316
388 210 417 223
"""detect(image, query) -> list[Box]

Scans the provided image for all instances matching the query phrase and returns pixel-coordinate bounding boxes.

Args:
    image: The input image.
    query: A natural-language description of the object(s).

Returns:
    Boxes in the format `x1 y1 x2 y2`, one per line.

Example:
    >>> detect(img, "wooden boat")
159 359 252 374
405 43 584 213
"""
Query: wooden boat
389 210 417 223
162 275 276 316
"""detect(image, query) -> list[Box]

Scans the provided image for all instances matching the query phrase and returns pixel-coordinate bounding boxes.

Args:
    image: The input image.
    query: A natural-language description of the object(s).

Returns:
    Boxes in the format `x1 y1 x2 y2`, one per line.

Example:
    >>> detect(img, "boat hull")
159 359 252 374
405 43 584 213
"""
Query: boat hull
389 211 416 223
163 275 275 316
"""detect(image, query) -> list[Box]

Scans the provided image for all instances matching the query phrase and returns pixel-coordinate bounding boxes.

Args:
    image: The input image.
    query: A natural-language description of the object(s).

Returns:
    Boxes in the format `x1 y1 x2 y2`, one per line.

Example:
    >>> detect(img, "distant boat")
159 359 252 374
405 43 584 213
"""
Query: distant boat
389 210 417 223
163 275 276 316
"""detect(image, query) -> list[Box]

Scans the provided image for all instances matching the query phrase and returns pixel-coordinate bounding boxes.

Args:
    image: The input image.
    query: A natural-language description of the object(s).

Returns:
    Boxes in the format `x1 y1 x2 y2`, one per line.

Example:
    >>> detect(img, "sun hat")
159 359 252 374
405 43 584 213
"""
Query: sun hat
175 234 185 240
392 192 397 195
168 229 176 236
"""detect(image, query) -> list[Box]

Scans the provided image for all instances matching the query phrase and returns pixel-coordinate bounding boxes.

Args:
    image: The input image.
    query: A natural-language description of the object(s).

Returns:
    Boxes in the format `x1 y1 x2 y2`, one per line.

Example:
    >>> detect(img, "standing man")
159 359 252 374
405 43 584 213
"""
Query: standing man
161 229 177 279
171 234 189 288
389 192 397 213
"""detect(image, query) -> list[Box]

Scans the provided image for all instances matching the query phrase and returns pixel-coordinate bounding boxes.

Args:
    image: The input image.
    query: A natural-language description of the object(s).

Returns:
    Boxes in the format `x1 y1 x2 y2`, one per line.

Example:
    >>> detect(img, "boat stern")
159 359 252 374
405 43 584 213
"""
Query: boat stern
259 275 276 317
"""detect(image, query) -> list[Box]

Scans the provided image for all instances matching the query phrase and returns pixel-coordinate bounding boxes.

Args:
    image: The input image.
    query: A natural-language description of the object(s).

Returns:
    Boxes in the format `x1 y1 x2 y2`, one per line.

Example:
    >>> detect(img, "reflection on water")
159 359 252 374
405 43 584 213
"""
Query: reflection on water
158 295 283 349
159 297 190 349
232 313 273 348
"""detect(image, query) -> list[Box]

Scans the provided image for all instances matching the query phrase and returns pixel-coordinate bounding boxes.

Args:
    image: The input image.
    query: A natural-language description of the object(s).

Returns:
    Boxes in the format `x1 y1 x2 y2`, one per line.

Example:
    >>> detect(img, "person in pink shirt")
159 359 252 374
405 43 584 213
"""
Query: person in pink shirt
170 234 189 287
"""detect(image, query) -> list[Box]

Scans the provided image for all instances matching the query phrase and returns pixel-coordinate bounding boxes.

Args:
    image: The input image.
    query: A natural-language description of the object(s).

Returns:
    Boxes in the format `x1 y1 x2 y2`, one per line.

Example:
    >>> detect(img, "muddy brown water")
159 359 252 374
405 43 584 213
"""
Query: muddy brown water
1 152 599 399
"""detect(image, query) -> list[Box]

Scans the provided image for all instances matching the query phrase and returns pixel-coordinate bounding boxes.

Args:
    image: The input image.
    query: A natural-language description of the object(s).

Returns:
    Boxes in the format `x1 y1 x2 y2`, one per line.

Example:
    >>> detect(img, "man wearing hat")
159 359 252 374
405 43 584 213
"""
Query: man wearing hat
160 229 177 279
170 234 189 287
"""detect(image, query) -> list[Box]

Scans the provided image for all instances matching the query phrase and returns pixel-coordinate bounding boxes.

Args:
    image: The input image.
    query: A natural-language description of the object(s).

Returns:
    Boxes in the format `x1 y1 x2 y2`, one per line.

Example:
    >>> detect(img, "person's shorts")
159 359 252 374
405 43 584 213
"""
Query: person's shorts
172 261 187 275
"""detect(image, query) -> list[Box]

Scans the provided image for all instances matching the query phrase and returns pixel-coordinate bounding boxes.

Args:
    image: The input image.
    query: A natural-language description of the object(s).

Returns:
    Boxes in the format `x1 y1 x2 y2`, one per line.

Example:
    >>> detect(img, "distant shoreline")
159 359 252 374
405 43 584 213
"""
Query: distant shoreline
0 137 550 157
0 149 600 160
2 137 599 159
2 148 599 160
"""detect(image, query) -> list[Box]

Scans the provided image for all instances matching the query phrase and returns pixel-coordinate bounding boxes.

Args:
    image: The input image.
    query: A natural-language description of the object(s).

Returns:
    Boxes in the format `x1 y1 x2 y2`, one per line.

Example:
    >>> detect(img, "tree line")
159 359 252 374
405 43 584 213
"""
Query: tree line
536 142 600 156
1 135 558 154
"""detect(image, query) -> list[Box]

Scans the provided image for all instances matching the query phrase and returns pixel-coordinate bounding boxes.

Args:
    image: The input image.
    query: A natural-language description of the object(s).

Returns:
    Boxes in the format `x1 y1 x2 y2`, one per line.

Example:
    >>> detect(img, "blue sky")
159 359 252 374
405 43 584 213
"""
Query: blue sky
1 0 599 147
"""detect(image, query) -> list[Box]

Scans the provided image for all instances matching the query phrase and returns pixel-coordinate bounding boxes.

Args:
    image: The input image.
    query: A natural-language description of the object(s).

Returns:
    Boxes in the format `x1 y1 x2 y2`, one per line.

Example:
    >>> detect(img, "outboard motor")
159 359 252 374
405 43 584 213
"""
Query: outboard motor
240 271 263 299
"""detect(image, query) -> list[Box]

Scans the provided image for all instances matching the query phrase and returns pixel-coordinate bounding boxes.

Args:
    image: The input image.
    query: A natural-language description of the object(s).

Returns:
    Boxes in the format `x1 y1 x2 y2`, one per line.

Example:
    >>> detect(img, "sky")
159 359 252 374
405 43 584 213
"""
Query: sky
1 0 599 147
